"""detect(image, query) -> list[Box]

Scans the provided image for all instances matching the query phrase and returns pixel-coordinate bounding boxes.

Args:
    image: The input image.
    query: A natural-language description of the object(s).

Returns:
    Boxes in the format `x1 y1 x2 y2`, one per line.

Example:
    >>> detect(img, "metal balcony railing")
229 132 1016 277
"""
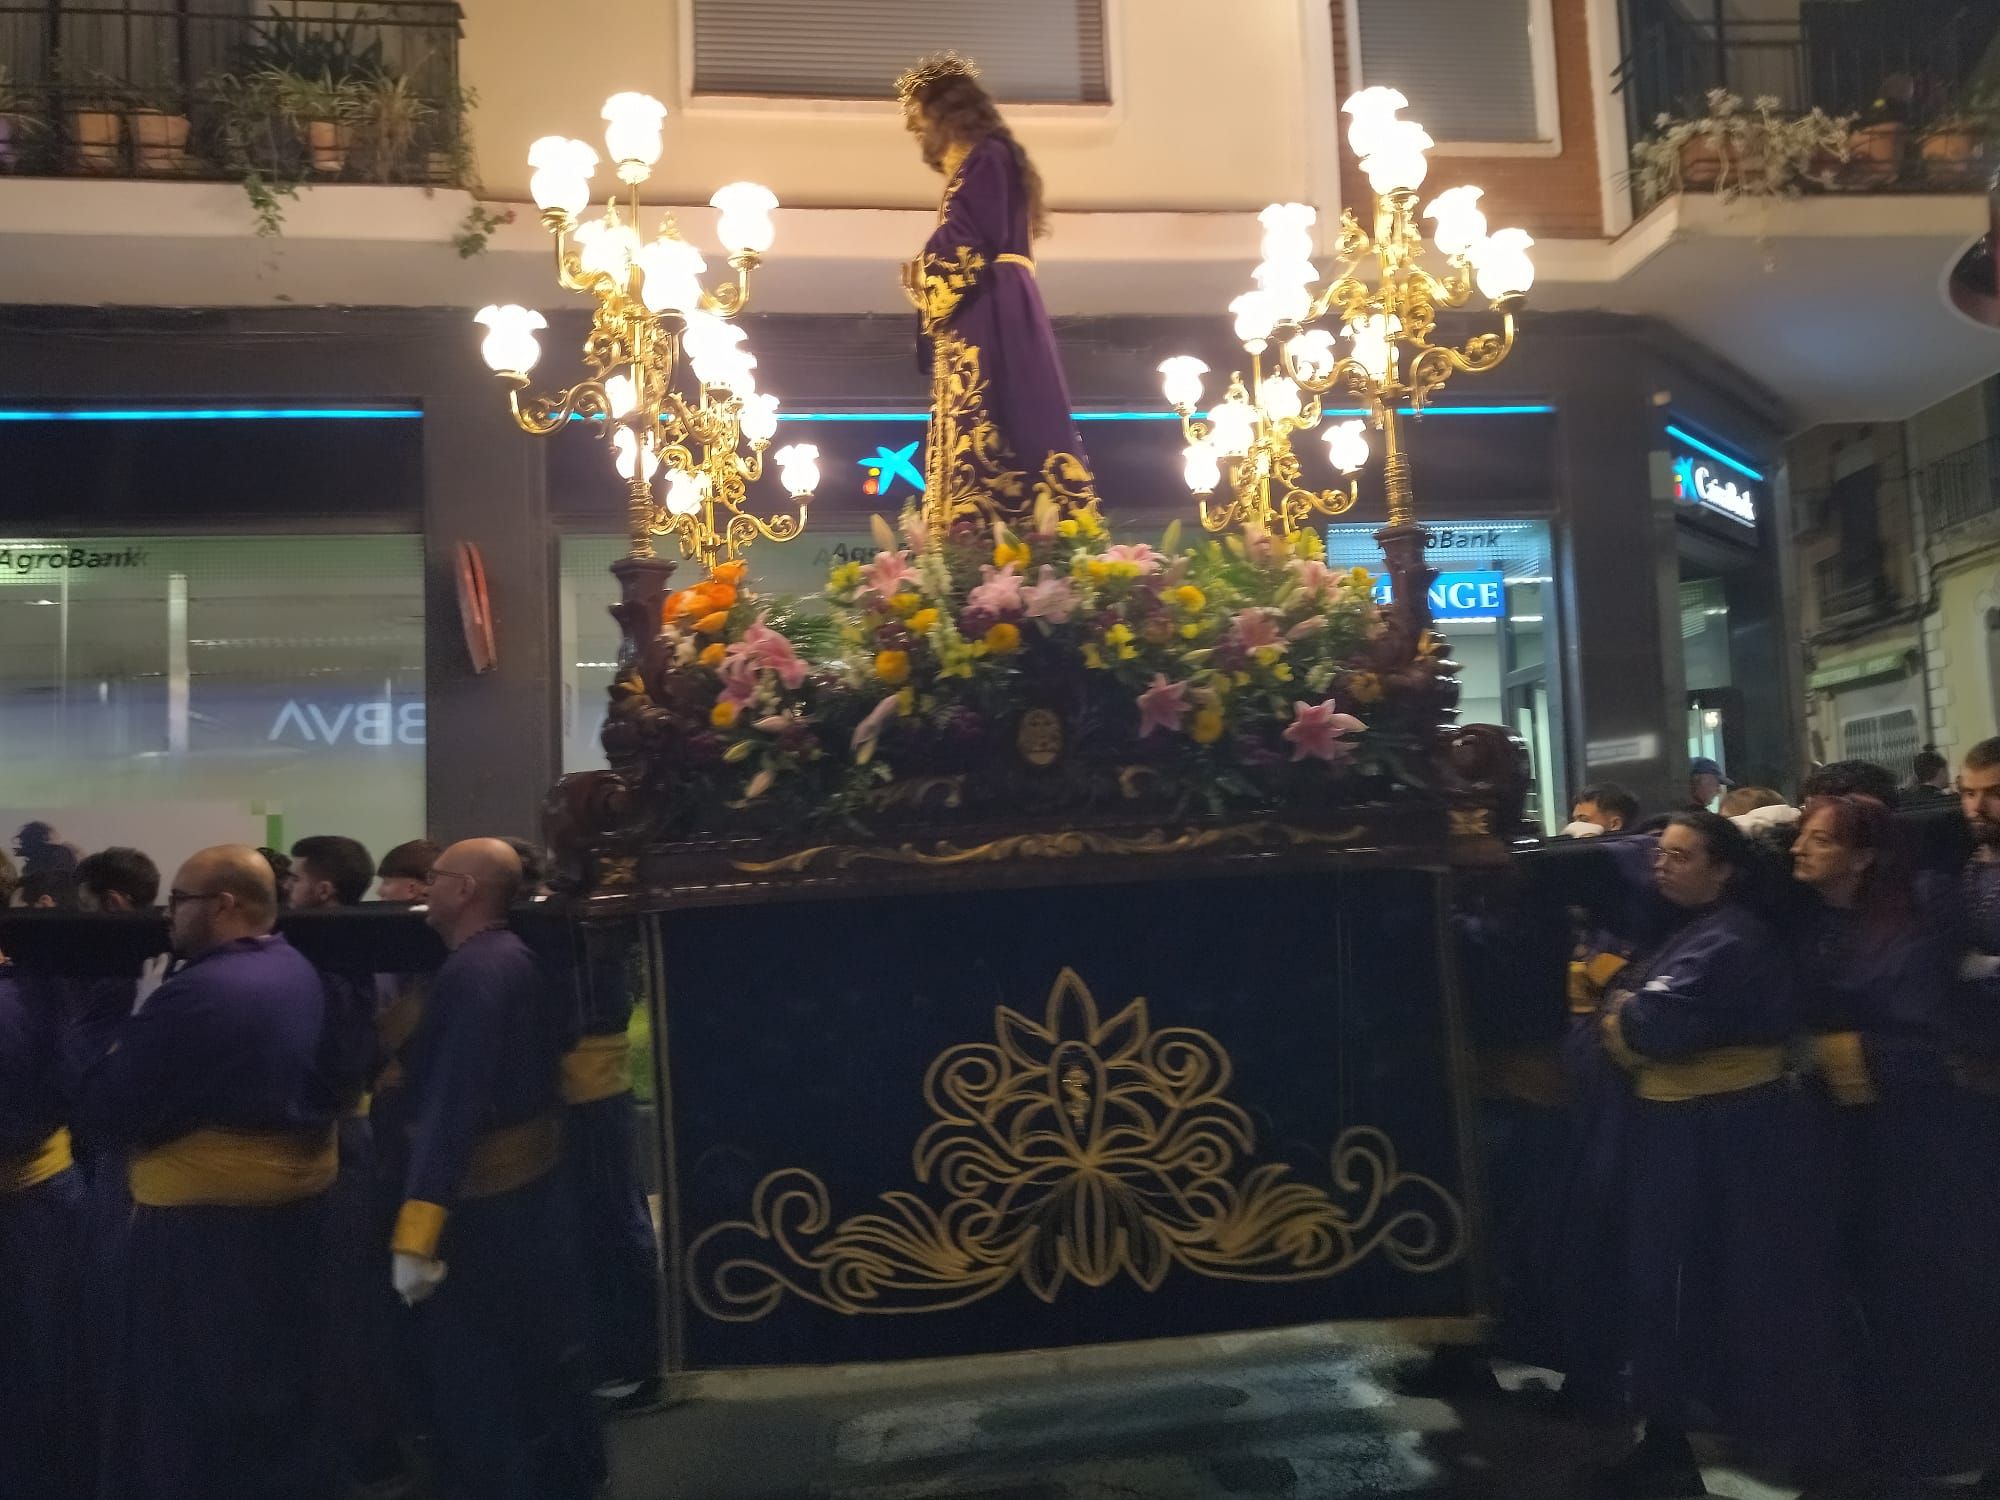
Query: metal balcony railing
1915 434 2000 538
0 1 465 185
1815 557 1896 623
1614 0 2000 202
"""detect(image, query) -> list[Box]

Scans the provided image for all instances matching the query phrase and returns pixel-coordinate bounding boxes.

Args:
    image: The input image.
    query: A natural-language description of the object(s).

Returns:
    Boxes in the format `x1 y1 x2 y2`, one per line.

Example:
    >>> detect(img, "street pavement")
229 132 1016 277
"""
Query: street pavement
606 1328 1804 1499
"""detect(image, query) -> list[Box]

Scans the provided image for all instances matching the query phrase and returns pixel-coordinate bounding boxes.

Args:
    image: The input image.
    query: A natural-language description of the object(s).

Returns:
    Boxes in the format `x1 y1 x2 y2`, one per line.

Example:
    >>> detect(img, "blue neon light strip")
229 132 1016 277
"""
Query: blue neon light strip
776 403 1556 423
0 406 423 422
1665 423 1764 482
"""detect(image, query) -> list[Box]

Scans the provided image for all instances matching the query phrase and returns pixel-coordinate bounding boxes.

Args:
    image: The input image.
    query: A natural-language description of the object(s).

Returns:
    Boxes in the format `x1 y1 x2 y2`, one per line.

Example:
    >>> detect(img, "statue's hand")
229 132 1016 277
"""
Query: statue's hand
898 258 924 308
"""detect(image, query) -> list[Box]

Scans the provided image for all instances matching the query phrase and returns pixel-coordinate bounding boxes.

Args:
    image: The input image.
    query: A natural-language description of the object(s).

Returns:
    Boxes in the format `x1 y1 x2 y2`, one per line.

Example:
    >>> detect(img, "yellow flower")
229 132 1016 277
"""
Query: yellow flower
829 561 863 591
1057 518 1080 539
1103 622 1138 660
694 610 730 634
1190 707 1225 744
709 699 740 729
1272 662 1294 682
1348 566 1374 588
874 649 910 684
984 622 1021 654
1179 622 1201 640
1173 585 1206 612
698 642 726 668
1082 644 1106 670
993 540 1031 569
896 686 916 716
1073 506 1108 540
1288 528 1326 561
889 591 921 616
1348 671 1384 704
1233 670 1250 687
907 607 939 634
1253 645 1281 667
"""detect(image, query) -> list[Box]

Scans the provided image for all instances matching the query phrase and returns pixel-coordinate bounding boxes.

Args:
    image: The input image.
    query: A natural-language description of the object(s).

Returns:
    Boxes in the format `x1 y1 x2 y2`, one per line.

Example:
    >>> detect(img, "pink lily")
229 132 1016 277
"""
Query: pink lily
1135 673 1191 738
1283 700 1365 762
1242 524 1278 567
720 614 808 693
1022 566 1079 624
1102 543 1164 575
1288 557 1336 598
900 507 929 553
1285 615 1327 641
1232 608 1285 651
743 766 776 800
967 562 1026 616
861 549 919 598
850 693 902 751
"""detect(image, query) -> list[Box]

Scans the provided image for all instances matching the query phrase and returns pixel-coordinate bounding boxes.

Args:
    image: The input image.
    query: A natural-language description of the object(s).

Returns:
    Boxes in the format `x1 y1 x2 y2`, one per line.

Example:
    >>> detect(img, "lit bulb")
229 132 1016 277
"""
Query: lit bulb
711 181 778 256
1423 185 1487 262
605 370 639 420
1325 418 1370 474
575 214 640 286
1261 376 1304 425
473 303 545 377
1257 201 1316 265
1361 119 1433 194
1183 441 1221 494
1229 289 1277 349
1285 329 1337 384
1343 314 1401 384
527 136 597 219
662 468 702 517
1253 261 1315 327
774 443 819 499
633 235 706 315
1472 227 1536 301
612 425 659 482
1158 355 1208 413
1343 86 1409 160
1208 391 1259 458
601 92 667 179
739 390 780 445
682 311 752 390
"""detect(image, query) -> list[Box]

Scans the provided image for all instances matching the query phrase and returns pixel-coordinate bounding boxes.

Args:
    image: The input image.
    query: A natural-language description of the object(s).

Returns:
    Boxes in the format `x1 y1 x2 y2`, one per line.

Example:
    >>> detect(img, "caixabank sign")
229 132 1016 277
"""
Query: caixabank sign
1664 422 1761 530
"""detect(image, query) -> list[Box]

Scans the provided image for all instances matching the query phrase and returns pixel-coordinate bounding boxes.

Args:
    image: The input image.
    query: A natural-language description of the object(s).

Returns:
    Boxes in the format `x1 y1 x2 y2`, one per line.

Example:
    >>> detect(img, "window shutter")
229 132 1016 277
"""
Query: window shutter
691 0 1108 103
1354 0 1542 143
1840 707 1919 769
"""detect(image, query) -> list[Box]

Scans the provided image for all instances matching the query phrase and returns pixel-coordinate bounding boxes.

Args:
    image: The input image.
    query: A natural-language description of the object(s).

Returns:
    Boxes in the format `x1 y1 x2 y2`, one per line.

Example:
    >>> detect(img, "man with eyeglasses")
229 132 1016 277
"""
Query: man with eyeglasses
390 838 602 1499
72 843 337 1499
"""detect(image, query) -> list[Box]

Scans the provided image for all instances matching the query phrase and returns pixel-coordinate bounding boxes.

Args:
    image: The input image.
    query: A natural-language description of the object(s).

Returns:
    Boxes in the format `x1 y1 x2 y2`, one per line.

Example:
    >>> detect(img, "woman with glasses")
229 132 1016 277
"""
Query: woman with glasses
1592 811 1850 1498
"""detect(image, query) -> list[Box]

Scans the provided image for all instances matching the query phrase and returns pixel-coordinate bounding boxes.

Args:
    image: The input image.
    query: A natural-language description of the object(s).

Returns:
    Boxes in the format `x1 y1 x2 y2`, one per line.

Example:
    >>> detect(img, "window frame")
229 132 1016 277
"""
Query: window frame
675 0 1124 125
1343 0 1563 158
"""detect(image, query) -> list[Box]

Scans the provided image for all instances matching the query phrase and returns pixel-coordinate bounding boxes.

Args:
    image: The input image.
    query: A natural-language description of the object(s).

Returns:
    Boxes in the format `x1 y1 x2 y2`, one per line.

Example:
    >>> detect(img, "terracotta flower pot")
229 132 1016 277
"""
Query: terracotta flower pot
1920 124 1986 185
1680 135 1723 190
68 109 123 174
306 118 352 175
129 109 190 175
1843 121 1906 187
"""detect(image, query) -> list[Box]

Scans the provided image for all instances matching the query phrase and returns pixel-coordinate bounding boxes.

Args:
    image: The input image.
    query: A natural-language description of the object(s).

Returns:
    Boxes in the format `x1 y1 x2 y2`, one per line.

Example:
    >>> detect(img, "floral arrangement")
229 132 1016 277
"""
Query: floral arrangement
1629 90 1853 210
636 500 1448 835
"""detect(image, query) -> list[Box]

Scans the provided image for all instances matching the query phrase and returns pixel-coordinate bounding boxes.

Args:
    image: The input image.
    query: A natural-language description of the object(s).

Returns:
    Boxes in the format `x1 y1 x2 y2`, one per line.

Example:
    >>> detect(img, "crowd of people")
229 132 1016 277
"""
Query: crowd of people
1449 738 2000 1499
0 829 658 1500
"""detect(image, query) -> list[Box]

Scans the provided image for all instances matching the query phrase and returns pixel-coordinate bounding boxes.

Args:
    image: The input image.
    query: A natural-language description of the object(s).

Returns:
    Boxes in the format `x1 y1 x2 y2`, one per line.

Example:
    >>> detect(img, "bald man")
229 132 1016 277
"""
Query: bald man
73 843 337 1500
392 839 602 1499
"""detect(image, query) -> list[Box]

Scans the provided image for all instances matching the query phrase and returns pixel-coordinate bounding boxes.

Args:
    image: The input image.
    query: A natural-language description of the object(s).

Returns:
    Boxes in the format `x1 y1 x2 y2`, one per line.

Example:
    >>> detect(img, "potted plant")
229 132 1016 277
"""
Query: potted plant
274 68 362 176
0 66 49 172
355 70 434 182
420 80 478 186
1628 92 1849 211
1919 86 1997 186
201 68 302 235
57 58 125 174
128 81 192 176
1844 90 1910 189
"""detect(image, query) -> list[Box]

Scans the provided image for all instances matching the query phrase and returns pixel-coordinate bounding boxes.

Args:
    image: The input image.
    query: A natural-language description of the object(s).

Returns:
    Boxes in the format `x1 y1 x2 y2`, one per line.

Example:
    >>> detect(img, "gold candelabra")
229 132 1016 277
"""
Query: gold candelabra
473 92 819 570
1163 86 1534 538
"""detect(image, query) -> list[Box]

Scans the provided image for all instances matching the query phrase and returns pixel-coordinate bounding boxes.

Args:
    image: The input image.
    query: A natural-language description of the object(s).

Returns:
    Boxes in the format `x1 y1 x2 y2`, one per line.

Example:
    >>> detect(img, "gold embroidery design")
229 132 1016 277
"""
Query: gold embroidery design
924 330 1098 527
687 968 1465 1321
917 246 986 335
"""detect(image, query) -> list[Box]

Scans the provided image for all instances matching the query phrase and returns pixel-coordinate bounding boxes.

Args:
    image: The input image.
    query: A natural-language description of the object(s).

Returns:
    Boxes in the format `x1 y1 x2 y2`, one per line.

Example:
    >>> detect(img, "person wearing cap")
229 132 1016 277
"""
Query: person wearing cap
1688 757 1730 812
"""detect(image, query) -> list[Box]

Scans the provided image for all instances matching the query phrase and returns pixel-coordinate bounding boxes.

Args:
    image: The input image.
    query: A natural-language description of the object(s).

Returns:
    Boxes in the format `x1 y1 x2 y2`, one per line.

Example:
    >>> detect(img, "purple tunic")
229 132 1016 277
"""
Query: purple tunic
915 135 1096 520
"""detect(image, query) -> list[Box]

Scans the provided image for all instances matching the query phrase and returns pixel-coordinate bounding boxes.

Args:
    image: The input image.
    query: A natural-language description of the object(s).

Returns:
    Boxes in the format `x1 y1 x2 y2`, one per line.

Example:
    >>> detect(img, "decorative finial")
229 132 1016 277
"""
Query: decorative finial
896 52 981 104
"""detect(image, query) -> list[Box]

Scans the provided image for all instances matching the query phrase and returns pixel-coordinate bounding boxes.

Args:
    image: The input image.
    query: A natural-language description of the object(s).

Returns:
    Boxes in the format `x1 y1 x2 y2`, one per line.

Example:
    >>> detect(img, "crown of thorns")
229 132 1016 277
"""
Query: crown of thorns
896 52 981 103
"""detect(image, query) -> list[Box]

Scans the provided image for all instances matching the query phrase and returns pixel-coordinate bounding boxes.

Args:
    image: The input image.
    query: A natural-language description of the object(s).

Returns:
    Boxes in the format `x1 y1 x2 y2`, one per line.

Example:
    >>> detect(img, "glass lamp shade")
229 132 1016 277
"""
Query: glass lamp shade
662 468 702 517
739 390 780 444
682 311 751 389
1182 441 1221 494
1253 263 1315 327
604 370 639 420
1343 314 1401 384
1229 290 1277 347
1157 355 1208 413
711 182 778 256
1260 376 1304 425
1360 120 1433 194
1258 201 1316 265
601 92 667 175
1474 227 1536 300
1324 418 1370 474
634 237 706 315
774 443 819 498
1423 185 1487 261
527 136 597 218
1284 329 1337 384
1342 86 1409 159
575 215 640 286
612 424 660 483
1208 394 1259 459
473 304 545 376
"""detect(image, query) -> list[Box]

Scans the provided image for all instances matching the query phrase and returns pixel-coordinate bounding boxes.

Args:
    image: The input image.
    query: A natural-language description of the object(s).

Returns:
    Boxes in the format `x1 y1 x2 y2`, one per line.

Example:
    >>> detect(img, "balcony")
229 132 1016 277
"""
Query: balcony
1916 434 2000 541
1614 0 2000 208
0 1 466 202
1815 557 1897 625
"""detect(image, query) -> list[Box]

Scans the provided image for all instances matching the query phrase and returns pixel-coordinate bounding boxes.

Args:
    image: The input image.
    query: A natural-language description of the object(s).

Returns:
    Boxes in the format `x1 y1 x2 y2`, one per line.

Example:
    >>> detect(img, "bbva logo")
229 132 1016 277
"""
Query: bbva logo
269 700 426 746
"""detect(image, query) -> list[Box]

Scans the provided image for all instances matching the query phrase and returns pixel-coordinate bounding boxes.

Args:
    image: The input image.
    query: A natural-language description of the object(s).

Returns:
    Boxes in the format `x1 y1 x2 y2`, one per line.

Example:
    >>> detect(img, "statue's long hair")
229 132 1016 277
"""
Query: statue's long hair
908 72 1049 240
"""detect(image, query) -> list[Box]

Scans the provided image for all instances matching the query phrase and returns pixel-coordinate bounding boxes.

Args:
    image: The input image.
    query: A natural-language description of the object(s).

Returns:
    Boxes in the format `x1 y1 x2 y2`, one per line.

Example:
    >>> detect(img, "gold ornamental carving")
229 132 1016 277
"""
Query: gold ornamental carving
687 968 1465 1322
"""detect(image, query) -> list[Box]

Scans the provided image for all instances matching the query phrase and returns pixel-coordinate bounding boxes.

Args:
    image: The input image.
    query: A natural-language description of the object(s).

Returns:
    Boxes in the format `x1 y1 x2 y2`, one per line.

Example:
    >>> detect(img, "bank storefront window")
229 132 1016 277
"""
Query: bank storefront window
0 535 424 879
1326 519 1565 831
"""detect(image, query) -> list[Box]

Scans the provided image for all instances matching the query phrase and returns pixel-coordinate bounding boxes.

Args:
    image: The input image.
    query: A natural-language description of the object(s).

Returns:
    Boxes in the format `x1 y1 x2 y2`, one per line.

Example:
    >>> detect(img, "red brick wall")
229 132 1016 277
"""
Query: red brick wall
1329 0 1606 240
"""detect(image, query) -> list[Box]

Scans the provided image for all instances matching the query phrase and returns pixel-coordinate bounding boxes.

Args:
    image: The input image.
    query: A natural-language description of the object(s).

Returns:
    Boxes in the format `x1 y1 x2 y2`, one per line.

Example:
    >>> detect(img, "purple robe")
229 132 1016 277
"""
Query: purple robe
1611 903 1853 1465
915 135 1096 519
72 933 336 1500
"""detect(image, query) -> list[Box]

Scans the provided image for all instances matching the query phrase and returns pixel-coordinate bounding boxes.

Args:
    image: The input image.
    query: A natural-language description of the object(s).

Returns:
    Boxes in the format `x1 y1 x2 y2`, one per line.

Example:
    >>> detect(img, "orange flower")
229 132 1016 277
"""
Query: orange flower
704 584 738 611
983 622 1021 654
664 589 702 621
694 610 730 634
709 699 740 729
698 642 726 668
709 560 748 588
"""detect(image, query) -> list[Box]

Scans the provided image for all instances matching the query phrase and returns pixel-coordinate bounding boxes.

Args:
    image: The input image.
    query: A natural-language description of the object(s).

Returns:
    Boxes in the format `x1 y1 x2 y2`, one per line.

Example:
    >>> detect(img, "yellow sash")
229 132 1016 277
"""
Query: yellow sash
1568 951 1629 1015
461 1112 562 1200
561 1034 632 1106
995 252 1036 275
1632 1046 1787 1103
0 1128 74 1194
129 1126 338 1208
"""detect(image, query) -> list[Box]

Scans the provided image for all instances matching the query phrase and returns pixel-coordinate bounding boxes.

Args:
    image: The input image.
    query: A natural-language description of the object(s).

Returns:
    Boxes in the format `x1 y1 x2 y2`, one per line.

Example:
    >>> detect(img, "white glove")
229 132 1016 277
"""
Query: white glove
1560 820 1605 839
132 953 174 1012
393 1251 447 1306
1960 953 2000 983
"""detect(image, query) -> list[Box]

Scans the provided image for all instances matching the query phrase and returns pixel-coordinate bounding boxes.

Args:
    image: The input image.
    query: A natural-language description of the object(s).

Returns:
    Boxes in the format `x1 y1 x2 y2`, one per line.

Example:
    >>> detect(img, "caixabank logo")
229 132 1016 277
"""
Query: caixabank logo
857 440 926 499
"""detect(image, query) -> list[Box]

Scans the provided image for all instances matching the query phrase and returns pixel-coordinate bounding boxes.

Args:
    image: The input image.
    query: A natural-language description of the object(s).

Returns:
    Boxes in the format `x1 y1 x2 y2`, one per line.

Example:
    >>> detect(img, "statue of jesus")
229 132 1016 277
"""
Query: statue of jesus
898 54 1098 530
